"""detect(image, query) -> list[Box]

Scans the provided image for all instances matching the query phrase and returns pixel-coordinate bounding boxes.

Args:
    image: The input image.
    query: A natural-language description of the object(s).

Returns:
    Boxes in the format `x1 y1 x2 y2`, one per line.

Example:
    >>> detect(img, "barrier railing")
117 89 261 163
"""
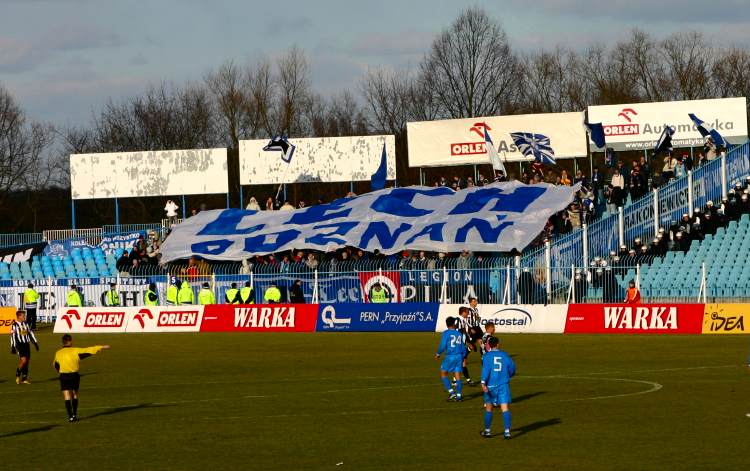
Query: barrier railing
43 228 103 244
102 224 161 235
0 232 45 249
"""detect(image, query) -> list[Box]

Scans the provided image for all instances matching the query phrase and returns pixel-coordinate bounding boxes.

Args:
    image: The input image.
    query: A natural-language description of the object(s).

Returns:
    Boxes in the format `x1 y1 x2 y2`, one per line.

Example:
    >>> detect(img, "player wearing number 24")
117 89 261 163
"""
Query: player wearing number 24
480 336 515 439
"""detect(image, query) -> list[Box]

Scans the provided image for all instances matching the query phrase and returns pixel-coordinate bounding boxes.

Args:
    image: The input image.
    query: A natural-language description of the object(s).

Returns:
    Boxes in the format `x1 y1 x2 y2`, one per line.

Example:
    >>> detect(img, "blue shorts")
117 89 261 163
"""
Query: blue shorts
483 384 511 406
441 354 463 374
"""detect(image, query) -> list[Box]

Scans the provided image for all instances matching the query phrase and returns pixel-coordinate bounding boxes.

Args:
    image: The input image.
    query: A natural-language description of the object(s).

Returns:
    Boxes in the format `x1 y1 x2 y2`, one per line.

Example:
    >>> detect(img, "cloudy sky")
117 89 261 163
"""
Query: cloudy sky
1 0 748 127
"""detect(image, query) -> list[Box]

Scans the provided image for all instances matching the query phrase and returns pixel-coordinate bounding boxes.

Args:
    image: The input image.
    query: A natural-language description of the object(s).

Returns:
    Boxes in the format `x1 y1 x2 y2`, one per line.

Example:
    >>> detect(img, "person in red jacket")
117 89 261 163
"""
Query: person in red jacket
624 280 641 304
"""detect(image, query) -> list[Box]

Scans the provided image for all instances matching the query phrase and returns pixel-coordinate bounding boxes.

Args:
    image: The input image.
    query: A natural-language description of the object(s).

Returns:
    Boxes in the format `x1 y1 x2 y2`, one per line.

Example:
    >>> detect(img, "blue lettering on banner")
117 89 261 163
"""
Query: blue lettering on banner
316 303 439 332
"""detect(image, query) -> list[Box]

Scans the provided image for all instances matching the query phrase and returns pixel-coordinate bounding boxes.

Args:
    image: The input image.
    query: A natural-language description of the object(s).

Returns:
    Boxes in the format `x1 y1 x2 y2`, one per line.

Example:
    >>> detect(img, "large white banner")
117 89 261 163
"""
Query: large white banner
406 112 587 167
587 97 748 151
436 304 568 334
160 181 580 262
239 135 396 185
70 148 228 199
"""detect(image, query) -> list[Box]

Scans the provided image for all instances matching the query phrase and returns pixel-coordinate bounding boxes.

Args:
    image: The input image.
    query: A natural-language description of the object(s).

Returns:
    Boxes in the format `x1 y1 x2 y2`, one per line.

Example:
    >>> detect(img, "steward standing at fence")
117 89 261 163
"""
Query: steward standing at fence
198 282 215 305
166 277 179 305
263 282 281 304
105 283 120 307
371 283 389 303
225 283 240 304
145 283 159 306
240 281 255 304
178 281 194 305
66 285 82 307
23 283 40 330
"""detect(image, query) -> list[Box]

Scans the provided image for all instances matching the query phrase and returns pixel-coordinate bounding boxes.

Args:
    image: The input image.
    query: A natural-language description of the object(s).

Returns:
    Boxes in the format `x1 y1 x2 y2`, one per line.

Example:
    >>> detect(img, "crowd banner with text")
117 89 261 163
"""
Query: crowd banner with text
0 307 16 334
200 304 318 332
316 303 439 332
702 304 750 334
160 181 580 262
587 97 748 151
0 242 47 264
406 112 587 167
565 304 705 334
436 304 568 333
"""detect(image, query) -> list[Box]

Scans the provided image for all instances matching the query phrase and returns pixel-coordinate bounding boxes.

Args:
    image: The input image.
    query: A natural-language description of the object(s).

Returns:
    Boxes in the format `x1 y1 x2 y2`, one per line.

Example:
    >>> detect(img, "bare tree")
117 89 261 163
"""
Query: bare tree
205 60 251 149
518 48 578 113
274 46 312 135
713 47 750 99
420 7 518 118
660 31 713 100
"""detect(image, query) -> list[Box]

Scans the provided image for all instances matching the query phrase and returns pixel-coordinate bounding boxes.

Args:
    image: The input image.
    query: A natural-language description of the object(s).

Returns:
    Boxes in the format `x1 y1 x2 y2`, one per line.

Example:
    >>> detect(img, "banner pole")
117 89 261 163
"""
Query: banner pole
71 200 76 231
114 198 120 230
239 186 244 209
181 195 187 220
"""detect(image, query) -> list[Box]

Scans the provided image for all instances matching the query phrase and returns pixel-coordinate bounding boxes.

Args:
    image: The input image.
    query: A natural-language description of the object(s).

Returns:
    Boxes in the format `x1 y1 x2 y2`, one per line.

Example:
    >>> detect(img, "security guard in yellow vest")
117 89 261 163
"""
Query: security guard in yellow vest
178 281 194 305
370 282 389 303
23 283 40 329
144 283 159 306
198 282 215 305
66 285 83 307
105 283 120 307
263 282 282 304
224 283 240 304
240 281 255 304
166 277 179 305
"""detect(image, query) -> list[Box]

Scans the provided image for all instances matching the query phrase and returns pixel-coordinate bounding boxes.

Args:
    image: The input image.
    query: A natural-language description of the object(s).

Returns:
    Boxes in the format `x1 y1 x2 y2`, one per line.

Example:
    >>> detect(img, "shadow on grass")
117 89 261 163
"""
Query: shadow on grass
513 418 562 438
0 424 58 439
82 402 173 421
513 391 546 403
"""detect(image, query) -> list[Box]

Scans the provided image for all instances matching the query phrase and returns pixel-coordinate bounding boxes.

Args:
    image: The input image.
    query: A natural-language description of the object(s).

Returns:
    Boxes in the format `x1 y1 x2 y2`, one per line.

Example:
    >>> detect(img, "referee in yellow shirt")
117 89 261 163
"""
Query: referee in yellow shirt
52 334 109 422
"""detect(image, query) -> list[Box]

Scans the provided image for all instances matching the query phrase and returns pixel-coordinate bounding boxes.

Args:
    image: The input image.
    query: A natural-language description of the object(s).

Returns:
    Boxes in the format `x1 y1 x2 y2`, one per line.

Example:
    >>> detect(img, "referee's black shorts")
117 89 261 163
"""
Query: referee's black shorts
59 373 80 391
468 326 483 343
16 343 31 358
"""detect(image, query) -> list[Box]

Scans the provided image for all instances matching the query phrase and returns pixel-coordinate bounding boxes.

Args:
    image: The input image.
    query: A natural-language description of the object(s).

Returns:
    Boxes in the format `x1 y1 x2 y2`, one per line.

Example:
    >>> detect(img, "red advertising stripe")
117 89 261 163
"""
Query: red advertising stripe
200 304 318 332
565 304 705 334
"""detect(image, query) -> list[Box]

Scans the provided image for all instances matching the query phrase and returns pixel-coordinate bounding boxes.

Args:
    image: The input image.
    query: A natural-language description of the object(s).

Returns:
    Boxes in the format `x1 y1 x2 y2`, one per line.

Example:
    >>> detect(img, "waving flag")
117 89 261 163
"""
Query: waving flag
263 135 296 163
371 142 388 191
652 125 675 157
688 113 726 148
585 122 606 149
484 128 507 175
510 132 556 165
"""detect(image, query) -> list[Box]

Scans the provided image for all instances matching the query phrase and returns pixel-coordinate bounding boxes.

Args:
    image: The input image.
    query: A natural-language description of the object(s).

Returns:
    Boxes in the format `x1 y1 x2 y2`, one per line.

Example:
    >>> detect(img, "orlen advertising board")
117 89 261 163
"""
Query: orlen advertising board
436 304 568 333
200 304 318 332
565 304 704 334
316 303 439 332
406 112 587 167
54 307 204 333
587 97 748 151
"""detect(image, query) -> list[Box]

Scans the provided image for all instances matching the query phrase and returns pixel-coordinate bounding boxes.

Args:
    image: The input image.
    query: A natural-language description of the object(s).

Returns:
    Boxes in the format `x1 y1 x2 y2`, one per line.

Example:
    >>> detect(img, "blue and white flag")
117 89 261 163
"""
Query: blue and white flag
160 182 581 261
585 122 606 149
510 132 556 165
484 128 507 175
263 135 296 163
653 125 674 156
688 113 726 148
370 142 388 191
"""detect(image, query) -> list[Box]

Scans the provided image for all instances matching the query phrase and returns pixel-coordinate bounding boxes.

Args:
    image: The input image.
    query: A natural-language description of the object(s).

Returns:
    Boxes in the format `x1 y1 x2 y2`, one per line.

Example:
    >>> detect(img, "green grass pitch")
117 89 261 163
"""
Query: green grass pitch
0 330 749 470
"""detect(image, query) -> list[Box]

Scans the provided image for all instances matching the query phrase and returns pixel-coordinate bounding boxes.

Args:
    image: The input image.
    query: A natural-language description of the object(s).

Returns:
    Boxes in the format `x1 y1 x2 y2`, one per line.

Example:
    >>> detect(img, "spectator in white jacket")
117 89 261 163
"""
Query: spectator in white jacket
164 200 179 226
246 197 260 211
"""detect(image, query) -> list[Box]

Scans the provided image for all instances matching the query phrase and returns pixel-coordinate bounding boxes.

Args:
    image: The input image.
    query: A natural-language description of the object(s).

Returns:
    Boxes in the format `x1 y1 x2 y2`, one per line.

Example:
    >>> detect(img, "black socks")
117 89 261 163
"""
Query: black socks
72 399 78 416
462 366 471 380
65 400 73 418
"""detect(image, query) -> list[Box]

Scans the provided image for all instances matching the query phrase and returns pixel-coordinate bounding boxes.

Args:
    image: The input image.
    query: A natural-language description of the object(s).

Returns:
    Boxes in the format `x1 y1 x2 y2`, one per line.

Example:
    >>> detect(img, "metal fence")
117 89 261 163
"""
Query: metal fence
0 232 44 249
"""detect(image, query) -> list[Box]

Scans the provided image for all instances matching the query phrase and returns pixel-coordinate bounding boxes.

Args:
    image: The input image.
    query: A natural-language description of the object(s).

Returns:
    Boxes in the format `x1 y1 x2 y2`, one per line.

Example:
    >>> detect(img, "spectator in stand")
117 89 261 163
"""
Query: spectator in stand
164 199 179 226
560 170 572 186
674 155 686 179
128 246 140 268
574 170 587 188
280 200 294 211
662 153 675 184
246 197 260 211
116 250 130 272
683 152 693 172
305 253 319 270
545 170 556 184
556 211 573 234
457 250 473 269
617 161 630 188
555 175 562 185
452 176 464 189
696 152 708 167
638 156 650 184
604 184 618 215
624 280 641 304
298 200 306 209
289 280 305 303
265 197 275 210
630 164 646 201
705 136 718 160
567 202 581 229
530 161 545 180
494 170 507 182
438 176 448 187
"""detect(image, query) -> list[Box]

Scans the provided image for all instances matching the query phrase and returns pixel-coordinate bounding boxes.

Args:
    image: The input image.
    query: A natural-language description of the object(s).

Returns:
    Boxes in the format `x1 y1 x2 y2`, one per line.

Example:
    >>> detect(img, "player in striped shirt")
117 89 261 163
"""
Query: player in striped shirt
9 311 39 384
457 305 482 384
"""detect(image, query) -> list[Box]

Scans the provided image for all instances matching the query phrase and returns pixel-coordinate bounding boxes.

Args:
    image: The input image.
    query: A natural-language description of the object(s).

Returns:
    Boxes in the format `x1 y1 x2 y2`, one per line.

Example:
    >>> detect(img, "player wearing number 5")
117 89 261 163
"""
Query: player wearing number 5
435 317 465 402
480 336 516 439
